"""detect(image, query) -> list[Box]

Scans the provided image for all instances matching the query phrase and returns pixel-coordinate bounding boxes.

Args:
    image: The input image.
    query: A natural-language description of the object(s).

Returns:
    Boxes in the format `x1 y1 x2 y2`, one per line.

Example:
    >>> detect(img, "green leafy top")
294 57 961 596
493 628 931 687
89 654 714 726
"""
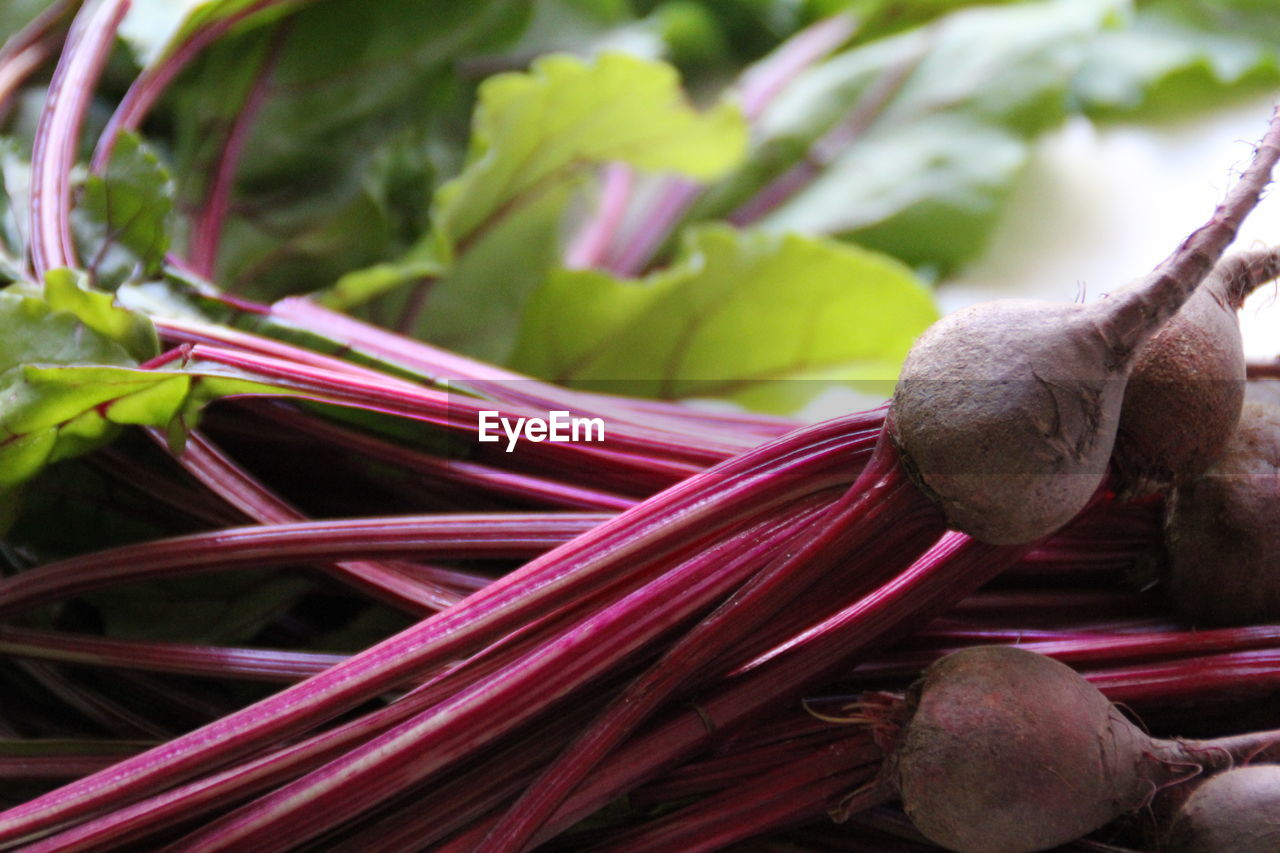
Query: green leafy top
431 51 747 261
695 0 1125 274
74 132 175 289
322 50 751 362
1074 0 1280 118
512 224 938 409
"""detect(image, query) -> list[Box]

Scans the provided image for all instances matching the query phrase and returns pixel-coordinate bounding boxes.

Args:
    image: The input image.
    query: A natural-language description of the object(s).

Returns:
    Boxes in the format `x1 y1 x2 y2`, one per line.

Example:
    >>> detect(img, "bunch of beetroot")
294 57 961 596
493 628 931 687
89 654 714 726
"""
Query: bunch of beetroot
4 3 1280 853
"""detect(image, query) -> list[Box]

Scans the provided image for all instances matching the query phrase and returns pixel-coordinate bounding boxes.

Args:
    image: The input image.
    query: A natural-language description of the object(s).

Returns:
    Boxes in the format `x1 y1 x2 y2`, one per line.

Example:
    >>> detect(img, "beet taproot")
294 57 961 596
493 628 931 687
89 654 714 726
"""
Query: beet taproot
890 646 1280 853
1163 400 1280 625
1167 764 1280 853
1115 248 1280 495
890 110 1280 545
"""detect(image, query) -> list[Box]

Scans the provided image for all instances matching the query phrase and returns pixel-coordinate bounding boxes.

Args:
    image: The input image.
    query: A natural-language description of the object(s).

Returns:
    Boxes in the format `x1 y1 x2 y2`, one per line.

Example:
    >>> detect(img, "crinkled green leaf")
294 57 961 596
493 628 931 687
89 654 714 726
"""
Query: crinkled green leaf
433 52 747 258
3 361 296 483
0 428 56 486
1074 0 1280 118
511 224 938 410
0 287 134 485
43 269 159 361
326 52 750 354
0 283 282 489
46 408 111 465
326 51 748 310
103 373 192 425
405 177 571 363
6 366 183 435
73 132 174 289
0 288 135 374
696 0 1121 273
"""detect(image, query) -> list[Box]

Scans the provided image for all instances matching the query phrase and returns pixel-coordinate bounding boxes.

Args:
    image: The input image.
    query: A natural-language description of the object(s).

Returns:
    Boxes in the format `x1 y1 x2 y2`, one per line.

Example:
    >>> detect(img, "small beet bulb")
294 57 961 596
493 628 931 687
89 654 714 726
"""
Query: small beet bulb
891 297 1131 545
888 646 1280 853
890 646 1161 852
890 109 1280 545
1166 765 1280 853
1114 249 1280 495
1163 400 1280 625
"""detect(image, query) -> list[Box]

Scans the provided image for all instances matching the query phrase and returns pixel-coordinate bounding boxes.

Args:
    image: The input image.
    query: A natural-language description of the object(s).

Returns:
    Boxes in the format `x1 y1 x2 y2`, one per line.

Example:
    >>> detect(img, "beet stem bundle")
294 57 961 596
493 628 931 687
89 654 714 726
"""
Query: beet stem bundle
482 436 945 851
0 415 877 845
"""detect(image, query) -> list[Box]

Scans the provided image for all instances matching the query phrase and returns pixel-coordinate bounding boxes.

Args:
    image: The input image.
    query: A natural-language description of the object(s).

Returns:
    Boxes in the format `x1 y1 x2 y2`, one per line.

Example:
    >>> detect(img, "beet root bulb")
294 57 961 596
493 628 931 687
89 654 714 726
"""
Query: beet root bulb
890 646 1164 853
1166 765 1280 853
1164 401 1280 624
890 299 1126 545
1114 248 1280 495
890 108 1280 545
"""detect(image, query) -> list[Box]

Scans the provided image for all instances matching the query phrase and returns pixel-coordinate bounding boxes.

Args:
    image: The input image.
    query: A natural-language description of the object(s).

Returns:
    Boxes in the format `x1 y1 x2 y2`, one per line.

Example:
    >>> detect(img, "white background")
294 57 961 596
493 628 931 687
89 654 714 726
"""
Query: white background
940 94 1280 361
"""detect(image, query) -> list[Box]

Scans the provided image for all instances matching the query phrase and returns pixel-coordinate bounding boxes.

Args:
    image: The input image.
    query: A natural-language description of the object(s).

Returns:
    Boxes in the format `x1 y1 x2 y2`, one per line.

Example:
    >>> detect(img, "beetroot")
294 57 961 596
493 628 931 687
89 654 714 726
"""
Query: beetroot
889 646 1280 853
890 298 1128 545
1166 765 1280 853
1163 400 1280 624
889 113 1280 545
1114 248 1280 495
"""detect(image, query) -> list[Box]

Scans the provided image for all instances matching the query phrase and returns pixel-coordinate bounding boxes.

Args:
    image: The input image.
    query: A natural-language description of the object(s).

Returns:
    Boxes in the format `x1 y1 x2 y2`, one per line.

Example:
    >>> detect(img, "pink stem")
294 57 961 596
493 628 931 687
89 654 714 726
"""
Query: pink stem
0 415 875 844
0 747 150 782
850 625 1280 686
0 626 344 683
156 428 472 613
22 601 617 851
728 44 922 227
737 13 858 121
173 343 730 472
29 0 129 278
595 14 859 277
563 162 633 269
0 0 77 121
146 316 761 469
162 503 836 851
172 287 795 441
598 766 884 853
599 176 701 276
499 534 1029 848
246 402 637 512
268 298 784 450
0 512 607 617
483 436 942 850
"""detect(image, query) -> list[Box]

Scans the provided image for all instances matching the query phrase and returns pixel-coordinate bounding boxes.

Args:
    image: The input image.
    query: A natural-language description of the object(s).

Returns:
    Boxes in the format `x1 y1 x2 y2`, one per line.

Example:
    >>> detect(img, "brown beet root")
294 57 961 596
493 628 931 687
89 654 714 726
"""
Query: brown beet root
889 646 1280 853
890 109 1280 545
1167 765 1280 853
891 298 1127 545
1164 401 1280 625
1115 249 1280 495
891 646 1162 852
